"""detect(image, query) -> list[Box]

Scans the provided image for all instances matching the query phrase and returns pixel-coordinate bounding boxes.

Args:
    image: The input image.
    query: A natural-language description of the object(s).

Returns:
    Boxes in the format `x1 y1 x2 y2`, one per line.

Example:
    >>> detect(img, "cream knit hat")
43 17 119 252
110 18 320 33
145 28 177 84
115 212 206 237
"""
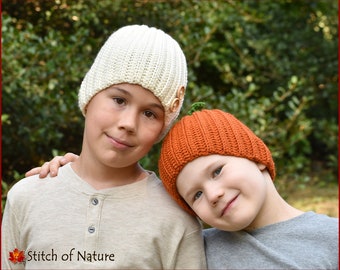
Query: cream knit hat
79 25 187 141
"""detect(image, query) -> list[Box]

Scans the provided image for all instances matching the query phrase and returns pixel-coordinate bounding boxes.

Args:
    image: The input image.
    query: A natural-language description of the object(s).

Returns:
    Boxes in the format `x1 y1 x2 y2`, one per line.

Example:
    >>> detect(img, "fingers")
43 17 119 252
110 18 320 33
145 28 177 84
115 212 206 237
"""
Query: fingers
24 153 79 179
25 167 43 177
60 153 79 165
24 161 55 179
40 153 79 177
42 156 65 177
39 161 54 178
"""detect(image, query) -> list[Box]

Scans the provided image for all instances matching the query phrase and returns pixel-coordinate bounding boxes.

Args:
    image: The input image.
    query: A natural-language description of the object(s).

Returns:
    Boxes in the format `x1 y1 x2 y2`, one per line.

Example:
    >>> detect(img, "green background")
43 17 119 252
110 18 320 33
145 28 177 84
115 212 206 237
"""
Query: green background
2 0 338 207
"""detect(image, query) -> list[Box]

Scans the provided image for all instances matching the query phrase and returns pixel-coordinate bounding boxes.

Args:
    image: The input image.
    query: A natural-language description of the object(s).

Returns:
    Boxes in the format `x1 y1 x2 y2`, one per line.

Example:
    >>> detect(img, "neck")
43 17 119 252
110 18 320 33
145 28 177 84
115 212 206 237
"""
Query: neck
245 174 304 231
71 155 148 190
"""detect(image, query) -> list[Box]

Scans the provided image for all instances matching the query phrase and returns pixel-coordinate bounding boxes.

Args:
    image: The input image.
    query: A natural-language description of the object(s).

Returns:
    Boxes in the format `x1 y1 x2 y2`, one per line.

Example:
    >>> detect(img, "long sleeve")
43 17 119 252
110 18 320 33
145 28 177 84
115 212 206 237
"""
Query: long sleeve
172 228 206 269
2 197 25 270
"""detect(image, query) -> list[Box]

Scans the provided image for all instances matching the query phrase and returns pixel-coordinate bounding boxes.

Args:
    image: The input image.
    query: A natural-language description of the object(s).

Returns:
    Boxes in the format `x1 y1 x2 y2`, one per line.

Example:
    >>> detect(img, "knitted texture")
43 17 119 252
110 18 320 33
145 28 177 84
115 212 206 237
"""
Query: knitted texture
158 109 276 216
78 25 187 141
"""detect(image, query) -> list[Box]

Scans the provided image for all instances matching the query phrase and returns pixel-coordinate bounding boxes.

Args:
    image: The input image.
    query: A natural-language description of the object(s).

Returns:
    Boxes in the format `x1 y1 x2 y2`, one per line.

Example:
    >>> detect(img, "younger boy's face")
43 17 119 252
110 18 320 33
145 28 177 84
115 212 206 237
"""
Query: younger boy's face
83 83 165 168
176 155 268 231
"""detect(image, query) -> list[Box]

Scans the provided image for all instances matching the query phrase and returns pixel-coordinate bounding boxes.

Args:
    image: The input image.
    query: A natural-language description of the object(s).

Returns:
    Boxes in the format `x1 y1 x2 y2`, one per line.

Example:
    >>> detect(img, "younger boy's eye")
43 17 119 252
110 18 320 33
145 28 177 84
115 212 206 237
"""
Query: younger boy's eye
212 166 223 178
194 191 203 201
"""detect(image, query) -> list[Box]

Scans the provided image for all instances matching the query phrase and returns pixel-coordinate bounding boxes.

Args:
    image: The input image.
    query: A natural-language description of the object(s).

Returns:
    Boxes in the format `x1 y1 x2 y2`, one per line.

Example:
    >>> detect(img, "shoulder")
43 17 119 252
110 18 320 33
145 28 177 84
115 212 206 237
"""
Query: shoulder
300 211 338 230
146 173 188 213
8 175 53 198
146 173 202 231
303 211 338 237
311 211 338 222
6 166 71 203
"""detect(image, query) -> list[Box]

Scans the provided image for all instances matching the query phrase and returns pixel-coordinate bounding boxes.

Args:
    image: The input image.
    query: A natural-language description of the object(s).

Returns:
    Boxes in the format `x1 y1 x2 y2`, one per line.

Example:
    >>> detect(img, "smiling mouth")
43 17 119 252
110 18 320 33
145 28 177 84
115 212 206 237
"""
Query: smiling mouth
221 195 239 217
106 134 133 148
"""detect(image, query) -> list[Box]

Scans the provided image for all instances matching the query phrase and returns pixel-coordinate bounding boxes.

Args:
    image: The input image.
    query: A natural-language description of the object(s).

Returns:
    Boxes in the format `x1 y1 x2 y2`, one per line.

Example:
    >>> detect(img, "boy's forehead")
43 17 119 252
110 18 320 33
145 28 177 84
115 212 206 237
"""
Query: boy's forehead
177 154 217 178
178 155 247 177
107 83 164 108
181 154 222 167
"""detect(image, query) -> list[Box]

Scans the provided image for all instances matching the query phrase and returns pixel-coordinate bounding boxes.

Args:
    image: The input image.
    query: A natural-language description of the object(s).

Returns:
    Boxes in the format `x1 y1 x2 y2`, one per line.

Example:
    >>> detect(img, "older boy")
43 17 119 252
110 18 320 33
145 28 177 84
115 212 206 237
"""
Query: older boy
2 25 206 269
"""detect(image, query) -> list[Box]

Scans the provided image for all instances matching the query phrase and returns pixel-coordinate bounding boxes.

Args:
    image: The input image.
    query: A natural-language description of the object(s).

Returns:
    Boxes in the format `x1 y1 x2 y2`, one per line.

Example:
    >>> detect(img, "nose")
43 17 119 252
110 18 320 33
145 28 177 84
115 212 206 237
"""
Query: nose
205 183 224 207
118 108 138 133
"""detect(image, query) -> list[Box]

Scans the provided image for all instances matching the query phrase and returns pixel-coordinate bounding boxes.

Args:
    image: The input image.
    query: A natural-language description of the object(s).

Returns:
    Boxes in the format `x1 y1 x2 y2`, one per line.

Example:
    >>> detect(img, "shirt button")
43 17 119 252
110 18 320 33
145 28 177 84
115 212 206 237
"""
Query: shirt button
88 226 95 234
91 198 99 205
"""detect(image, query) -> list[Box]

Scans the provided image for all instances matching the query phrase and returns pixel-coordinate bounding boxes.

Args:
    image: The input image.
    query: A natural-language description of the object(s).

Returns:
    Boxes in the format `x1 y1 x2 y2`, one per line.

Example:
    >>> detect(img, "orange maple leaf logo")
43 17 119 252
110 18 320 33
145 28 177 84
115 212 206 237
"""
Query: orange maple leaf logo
9 248 25 264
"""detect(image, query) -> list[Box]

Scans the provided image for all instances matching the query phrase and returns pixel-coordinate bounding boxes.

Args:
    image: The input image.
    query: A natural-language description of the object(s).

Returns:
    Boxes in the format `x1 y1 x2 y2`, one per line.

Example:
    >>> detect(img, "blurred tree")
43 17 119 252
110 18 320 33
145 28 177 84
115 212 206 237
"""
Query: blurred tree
2 0 338 193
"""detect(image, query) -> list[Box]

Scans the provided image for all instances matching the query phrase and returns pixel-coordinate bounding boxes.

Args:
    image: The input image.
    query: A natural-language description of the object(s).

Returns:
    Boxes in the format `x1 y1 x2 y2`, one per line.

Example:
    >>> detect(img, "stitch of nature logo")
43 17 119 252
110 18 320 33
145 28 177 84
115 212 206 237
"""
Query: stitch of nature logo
9 248 25 265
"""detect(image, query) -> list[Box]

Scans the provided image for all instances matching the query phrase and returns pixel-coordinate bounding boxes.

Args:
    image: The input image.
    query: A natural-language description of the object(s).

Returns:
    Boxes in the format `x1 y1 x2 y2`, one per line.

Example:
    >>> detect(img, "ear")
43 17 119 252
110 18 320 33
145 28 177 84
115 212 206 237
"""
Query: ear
84 105 88 115
257 163 266 171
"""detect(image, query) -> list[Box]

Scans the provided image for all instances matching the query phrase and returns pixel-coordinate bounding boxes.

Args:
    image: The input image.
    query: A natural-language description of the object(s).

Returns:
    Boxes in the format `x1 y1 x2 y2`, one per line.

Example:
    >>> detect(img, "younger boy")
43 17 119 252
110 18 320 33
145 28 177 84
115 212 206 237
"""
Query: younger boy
2 25 206 269
158 109 338 269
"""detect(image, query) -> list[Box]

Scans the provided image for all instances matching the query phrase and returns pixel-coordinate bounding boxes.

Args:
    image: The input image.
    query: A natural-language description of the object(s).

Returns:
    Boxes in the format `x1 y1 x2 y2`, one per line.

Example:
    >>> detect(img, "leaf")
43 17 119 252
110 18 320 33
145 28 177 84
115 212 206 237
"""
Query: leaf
187 102 206 115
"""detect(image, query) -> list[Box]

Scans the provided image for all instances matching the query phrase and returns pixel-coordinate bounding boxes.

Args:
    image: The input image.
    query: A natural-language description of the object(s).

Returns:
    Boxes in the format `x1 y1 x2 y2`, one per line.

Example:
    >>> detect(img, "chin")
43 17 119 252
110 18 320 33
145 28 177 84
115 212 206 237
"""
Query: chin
212 218 253 232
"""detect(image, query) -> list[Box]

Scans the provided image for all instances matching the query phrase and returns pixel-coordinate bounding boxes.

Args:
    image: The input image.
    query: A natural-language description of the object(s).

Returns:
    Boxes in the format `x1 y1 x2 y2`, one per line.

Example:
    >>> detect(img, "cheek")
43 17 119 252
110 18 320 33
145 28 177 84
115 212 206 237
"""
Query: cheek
240 174 267 208
135 128 160 157
84 113 106 134
191 200 211 220
196 209 217 228
86 101 117 129
139 124 162 144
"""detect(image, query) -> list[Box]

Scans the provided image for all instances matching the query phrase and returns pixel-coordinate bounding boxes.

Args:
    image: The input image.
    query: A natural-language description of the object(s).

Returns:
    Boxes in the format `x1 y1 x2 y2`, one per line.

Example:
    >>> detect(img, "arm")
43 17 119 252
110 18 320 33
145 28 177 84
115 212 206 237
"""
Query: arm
24 153 79 178
173 229 207 269
1 197 24 269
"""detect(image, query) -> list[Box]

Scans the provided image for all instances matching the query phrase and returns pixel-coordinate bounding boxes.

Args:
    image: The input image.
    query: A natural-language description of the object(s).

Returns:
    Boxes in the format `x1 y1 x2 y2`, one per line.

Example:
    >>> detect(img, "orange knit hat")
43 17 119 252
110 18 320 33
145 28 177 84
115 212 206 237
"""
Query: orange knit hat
158 109 276 216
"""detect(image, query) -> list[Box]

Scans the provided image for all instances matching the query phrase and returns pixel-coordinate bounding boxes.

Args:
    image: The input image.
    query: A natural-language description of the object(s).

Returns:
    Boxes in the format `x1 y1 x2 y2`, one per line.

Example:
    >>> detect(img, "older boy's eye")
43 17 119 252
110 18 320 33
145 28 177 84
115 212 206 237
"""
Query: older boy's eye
194 191 203 201
144 110 156 119
113 97 125 105
212 166 223 178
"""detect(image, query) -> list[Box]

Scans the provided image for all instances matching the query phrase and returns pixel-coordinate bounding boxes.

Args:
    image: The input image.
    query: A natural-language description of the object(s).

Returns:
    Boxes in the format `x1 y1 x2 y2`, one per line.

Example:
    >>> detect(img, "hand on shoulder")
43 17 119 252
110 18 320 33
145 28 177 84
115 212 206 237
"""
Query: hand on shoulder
25 153 79 178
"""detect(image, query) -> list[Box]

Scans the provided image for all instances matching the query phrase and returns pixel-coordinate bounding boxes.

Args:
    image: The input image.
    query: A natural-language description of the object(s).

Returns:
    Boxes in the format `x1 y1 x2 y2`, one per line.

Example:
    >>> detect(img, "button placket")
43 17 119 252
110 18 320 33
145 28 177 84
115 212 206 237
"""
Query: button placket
86 195 103 241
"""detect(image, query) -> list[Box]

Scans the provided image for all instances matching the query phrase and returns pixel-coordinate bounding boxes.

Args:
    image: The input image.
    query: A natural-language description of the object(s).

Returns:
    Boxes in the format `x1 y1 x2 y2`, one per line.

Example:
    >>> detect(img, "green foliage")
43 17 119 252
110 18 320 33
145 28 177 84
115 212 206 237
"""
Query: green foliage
2 14 85 180
2 0 338 197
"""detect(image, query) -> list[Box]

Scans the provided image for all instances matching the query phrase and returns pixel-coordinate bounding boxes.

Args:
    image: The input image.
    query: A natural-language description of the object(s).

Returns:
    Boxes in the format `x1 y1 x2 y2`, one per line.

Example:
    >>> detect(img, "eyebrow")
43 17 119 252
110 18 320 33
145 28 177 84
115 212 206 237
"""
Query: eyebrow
112 86 164 112
112 86 131 95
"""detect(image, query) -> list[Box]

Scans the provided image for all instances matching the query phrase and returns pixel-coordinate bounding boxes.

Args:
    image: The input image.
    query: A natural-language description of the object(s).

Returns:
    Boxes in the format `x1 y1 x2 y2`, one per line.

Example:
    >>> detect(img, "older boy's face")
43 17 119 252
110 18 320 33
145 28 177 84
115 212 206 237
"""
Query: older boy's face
83 83 165 168
176 155 268 231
